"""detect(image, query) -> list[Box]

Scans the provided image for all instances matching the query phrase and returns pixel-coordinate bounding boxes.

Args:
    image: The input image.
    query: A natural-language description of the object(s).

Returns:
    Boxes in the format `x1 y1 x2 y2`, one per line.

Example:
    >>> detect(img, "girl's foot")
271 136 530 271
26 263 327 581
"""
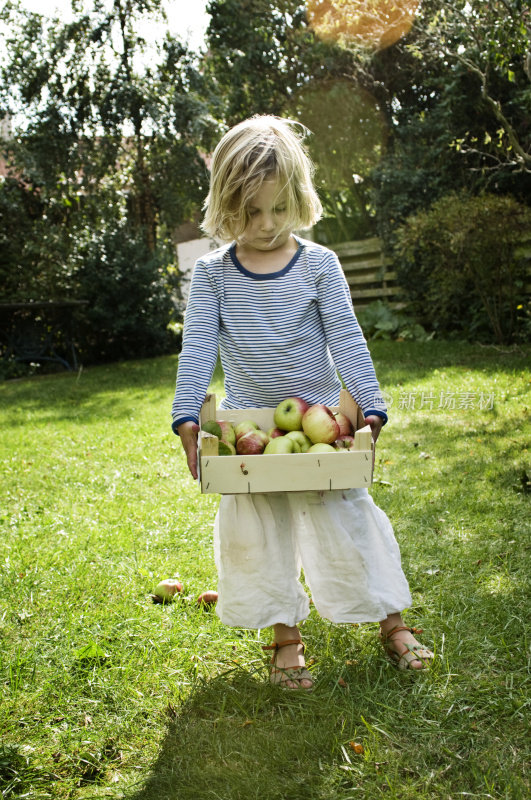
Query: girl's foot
264 638 313 689
267 623 313 690
380 616 434 670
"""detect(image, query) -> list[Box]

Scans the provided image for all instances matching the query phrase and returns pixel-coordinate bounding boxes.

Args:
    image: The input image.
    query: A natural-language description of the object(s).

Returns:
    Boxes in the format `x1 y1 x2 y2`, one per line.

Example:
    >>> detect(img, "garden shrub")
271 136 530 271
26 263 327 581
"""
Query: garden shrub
393 192 531 344
74 225 178 364
356 300 430 341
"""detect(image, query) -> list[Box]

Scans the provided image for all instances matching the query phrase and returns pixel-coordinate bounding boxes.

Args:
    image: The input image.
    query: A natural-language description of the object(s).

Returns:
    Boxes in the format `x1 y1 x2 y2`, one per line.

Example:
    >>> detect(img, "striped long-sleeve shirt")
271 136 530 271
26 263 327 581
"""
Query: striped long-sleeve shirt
171 236 387 430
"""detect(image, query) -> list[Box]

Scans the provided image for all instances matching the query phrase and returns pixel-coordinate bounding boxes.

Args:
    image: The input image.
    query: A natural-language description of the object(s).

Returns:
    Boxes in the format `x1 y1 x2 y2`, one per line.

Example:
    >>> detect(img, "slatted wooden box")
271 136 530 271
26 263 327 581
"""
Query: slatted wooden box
197 389 374 494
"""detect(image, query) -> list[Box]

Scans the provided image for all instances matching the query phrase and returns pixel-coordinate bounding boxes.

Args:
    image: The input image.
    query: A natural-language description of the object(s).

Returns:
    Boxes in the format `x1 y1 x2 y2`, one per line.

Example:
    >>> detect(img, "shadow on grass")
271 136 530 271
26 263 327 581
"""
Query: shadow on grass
126 650 410 800
1 342 528 429
129 669 332 800
125 619 530 800
0 355 227 428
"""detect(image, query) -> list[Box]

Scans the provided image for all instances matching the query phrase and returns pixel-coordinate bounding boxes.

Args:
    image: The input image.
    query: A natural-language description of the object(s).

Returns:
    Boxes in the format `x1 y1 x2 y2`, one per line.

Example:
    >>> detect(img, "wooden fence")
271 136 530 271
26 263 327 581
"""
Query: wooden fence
334 234 531 309
333 237 403 308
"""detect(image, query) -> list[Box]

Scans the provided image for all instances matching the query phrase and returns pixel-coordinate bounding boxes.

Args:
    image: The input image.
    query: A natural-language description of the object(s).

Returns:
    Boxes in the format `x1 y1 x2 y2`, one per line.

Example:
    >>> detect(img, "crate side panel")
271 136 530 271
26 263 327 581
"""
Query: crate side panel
199 451 372 494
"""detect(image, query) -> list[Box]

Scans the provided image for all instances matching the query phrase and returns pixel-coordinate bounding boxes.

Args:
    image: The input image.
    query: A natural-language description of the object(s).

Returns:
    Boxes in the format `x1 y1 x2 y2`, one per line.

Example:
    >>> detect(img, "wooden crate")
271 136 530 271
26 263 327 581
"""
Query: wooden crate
198 389 374 494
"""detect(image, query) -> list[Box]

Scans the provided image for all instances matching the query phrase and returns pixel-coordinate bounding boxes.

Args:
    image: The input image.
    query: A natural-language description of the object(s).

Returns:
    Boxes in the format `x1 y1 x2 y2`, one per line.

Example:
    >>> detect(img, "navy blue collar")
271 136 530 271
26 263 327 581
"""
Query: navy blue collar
229 239 303 280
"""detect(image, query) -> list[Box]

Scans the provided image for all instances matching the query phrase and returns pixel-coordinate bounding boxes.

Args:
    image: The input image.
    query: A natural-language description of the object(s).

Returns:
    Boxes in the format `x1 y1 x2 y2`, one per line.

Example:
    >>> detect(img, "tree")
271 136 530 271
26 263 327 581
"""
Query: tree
0 0 219 361
362 0 531 239
205 0 381 239
204 1 530 248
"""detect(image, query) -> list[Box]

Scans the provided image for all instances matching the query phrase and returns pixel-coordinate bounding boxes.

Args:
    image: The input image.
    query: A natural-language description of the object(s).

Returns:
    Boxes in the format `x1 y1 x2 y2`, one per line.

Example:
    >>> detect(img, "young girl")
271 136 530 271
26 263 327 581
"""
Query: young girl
172 115 434 689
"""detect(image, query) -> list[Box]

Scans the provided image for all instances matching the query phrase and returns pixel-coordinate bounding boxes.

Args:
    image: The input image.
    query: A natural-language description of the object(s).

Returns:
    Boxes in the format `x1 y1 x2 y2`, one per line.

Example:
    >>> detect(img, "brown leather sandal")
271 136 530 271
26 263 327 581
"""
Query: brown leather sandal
380 625 434 670
263 638 314 690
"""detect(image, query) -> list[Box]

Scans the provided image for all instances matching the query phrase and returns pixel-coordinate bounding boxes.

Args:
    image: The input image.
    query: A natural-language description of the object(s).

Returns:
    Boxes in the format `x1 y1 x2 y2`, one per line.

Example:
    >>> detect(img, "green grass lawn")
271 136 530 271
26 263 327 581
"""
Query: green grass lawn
1 341 529 800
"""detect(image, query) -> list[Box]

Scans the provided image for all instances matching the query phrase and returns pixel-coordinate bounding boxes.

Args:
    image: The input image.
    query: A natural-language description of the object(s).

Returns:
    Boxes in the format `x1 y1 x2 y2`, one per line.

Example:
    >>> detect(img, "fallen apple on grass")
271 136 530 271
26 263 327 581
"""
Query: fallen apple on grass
151 578 183 603
197 590 218 606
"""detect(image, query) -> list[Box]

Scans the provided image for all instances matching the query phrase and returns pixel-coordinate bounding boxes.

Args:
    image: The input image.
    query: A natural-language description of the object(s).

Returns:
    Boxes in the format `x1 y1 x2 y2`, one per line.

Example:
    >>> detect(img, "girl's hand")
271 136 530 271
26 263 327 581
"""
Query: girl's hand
177 421 200 479
364 415 384 444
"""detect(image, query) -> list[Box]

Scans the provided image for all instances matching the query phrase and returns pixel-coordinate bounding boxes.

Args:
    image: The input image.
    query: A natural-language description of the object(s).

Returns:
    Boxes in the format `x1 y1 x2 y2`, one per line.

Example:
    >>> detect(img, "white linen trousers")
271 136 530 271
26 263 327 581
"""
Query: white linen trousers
213 488 412 629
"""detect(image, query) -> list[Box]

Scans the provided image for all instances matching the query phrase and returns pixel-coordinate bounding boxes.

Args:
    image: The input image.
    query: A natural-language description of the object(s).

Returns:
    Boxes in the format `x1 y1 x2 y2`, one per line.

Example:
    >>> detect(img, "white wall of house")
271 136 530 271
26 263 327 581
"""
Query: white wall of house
176 237 221 302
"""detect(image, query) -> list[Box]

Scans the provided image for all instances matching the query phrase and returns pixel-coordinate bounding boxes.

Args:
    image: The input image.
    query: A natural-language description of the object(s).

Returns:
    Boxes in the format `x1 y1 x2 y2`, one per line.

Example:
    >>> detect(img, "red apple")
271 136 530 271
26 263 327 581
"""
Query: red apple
267 427 285 439
334 411 353 437
273 397 310 432
302 405 340 444
197 590 218 606
236 429 270 455
234 419 259 441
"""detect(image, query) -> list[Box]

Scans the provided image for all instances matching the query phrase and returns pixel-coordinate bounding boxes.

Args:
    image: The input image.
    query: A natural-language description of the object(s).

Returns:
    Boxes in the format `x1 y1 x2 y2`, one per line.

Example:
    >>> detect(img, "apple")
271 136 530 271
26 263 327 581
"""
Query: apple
307 443 337 453
264 437 296 454
334 411 353 437
201 420 222 438
152 578 183 603
197 590 218 606
217 420 236 446
335 435 356 450
234 419 259 441
285 430 312 453
236 429 269 455
273 397 310 432
302 405 340 444
267 427 285 439
218 440 236 455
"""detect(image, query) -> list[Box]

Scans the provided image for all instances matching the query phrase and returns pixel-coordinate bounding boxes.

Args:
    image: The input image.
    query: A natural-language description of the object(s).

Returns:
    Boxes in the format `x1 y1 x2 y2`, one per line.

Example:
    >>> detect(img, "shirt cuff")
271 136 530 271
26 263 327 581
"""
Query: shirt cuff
172 415 199 435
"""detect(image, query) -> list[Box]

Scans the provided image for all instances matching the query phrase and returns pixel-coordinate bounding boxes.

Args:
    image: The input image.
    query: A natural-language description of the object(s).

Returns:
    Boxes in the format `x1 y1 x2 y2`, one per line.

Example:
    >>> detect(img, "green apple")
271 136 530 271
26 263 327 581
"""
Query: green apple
152 578 183 603
307 442 337 453
285 430 312 453
273 397 310 431
335 435 356 451
217 420 236 446
201 420 222 438
264 437 296 454
218 440 236 455
302 404 340 444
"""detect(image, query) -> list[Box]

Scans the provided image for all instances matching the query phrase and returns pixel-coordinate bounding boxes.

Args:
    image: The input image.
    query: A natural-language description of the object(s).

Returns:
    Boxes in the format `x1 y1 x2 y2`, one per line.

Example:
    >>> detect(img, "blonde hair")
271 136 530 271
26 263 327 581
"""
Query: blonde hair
201 115 322 241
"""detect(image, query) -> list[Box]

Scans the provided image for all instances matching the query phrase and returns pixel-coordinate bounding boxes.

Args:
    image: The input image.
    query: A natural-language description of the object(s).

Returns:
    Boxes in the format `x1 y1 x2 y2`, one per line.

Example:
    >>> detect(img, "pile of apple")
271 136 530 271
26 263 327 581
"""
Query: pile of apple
151 578 218 606
202 397 358 456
